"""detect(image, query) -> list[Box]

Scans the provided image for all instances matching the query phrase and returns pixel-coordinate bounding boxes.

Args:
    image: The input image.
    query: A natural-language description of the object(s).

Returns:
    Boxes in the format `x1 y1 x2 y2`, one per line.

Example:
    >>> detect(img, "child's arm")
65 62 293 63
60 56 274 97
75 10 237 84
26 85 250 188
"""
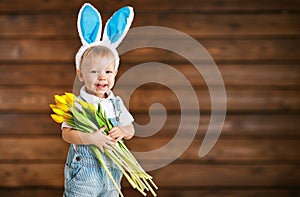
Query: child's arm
62 126 114 152
108 123 135 142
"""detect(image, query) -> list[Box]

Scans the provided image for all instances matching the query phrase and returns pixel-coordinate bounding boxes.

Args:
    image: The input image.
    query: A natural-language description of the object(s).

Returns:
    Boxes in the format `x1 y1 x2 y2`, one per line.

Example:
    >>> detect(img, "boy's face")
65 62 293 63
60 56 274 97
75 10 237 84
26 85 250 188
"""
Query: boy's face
77 56 117 98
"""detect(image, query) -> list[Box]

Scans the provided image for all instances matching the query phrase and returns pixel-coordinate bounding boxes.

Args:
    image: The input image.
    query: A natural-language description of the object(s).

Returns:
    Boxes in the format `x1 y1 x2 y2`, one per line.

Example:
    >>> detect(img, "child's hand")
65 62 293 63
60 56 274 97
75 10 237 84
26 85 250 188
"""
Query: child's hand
80 126 114 152
93 127 115 152
108 126 127 142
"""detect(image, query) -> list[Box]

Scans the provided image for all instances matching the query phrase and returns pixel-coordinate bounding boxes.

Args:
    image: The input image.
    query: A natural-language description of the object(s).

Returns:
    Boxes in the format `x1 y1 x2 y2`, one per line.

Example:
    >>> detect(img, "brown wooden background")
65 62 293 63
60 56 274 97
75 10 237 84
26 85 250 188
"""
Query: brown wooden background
1 0 300 196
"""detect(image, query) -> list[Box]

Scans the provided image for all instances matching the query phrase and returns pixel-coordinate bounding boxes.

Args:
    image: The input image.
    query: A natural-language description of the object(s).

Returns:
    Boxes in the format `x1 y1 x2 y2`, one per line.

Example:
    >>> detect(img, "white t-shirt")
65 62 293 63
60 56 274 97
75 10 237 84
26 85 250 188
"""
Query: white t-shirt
61 86 134 129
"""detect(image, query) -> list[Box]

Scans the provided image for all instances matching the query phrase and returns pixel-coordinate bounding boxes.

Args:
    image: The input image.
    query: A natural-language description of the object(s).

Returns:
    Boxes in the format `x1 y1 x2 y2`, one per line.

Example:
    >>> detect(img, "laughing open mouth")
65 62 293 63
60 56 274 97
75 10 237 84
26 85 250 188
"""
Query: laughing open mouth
96 84 108 89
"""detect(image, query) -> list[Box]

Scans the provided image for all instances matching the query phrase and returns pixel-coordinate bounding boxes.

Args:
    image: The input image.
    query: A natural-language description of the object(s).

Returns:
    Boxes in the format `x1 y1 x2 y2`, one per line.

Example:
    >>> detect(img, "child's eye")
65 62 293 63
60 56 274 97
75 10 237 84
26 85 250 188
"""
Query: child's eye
106 70 113 74
90 70 98 74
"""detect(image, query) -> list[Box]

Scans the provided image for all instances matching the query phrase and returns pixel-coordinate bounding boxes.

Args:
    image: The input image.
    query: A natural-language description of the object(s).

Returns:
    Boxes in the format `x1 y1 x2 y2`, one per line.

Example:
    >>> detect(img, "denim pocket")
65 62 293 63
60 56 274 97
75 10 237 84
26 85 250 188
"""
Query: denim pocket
65 163 85 186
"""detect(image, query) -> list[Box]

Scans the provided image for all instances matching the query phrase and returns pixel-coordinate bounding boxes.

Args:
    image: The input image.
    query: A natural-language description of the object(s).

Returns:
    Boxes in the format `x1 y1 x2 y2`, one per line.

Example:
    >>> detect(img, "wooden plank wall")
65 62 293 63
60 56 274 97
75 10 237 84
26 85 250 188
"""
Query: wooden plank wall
1 0 300 196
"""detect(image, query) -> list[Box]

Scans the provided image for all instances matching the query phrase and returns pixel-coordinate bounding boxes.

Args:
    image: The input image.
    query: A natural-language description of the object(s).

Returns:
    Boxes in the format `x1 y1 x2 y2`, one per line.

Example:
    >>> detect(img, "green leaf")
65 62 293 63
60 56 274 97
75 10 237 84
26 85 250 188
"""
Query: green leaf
72 108 98 131
104 111 113 130
95 111 105 128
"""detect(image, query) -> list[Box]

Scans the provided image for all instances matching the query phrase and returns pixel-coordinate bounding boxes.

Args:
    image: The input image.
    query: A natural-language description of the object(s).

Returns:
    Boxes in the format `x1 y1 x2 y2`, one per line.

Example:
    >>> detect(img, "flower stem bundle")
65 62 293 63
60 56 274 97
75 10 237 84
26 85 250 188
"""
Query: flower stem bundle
50 92 158 196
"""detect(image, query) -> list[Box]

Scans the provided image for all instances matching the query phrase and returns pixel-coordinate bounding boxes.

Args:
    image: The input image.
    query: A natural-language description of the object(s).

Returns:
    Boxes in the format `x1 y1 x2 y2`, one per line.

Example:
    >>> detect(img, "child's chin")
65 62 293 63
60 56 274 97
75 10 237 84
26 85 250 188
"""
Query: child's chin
96 87 107 93
95 90 108 97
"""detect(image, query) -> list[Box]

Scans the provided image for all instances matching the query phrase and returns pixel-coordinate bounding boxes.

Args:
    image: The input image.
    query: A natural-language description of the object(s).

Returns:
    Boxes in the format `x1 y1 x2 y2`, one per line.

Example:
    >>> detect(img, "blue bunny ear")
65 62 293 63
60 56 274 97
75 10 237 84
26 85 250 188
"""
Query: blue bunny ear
103 6 134 47
77 3 102 45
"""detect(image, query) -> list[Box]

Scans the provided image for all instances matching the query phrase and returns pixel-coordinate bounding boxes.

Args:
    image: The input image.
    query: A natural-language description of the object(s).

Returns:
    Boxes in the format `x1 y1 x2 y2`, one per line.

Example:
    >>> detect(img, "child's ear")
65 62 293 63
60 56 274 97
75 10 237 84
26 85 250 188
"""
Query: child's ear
76 69 84 82
114 70 118 77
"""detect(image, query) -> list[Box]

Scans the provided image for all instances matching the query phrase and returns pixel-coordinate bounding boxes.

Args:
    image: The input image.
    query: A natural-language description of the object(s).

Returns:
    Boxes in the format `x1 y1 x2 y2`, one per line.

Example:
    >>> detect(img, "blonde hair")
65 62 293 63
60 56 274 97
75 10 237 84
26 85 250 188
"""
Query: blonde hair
79 45 116 70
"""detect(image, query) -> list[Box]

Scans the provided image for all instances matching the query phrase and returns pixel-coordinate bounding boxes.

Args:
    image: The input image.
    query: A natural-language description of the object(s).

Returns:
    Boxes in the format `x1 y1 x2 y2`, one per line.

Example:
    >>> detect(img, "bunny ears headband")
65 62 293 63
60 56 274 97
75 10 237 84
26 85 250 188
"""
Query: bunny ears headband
75 3 134 70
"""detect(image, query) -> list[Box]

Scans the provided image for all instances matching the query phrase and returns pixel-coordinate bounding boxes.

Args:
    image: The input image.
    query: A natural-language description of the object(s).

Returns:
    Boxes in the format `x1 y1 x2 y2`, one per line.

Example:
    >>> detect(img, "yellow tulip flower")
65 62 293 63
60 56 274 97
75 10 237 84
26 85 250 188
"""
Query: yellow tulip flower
64 113 72 119
56 103 69 112
79 100 89 109
54 95 67 105
62 95 67 102
51 114 64 123
49 104 56 109
65 92 77 105
88 103 96 113
52 108 65 116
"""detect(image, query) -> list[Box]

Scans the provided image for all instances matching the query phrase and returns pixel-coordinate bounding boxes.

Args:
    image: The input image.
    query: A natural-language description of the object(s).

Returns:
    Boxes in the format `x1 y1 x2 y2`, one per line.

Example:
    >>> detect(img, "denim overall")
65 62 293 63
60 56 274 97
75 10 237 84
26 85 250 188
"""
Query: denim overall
63 98 123 197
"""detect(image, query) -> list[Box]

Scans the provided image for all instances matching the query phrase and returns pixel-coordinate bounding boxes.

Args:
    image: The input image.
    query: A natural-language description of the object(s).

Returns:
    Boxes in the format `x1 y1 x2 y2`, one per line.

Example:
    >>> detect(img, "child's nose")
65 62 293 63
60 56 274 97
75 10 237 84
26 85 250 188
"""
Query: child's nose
98 72 106 79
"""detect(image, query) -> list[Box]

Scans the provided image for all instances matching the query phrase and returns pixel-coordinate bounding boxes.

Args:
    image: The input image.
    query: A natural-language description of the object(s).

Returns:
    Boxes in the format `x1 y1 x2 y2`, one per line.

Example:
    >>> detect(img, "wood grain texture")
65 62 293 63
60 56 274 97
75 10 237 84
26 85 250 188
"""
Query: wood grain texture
1 0 300 13
0 163 299 187
0 86 299 112
1 14 299 38
1 114 299 137
1 137 299 162
1 63 299 87
1 39 300 62
0 188 299 197
0 0 299 195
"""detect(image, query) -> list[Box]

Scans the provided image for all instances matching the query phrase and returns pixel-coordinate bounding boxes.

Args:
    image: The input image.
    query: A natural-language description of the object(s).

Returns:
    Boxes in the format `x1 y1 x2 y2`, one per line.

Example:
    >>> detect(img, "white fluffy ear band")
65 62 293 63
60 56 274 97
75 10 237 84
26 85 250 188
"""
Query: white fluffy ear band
75 3 134 70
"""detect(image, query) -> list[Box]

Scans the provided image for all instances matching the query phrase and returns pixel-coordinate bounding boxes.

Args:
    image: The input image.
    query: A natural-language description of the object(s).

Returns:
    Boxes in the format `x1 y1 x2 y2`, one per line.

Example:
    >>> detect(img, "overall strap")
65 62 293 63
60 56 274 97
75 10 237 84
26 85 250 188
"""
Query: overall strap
110 96 122 122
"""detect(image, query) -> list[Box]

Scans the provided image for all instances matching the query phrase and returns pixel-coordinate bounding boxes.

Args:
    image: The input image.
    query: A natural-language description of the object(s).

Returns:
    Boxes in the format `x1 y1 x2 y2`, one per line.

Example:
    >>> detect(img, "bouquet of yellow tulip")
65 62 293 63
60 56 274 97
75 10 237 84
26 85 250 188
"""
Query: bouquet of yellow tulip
50 92 158 197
